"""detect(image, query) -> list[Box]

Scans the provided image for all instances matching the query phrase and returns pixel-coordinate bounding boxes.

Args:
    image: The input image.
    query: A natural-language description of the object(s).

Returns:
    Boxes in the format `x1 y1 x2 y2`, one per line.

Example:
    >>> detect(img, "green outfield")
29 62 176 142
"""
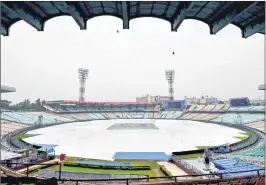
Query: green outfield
36 158 166 178
234 131 250 140
13 133 31 140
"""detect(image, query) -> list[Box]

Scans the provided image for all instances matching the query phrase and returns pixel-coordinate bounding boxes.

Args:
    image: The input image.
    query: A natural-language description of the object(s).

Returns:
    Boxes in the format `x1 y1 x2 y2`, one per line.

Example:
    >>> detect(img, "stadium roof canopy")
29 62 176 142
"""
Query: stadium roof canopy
45 100 153 105
258 84 265 90
0 85 16 93
1 1 265 38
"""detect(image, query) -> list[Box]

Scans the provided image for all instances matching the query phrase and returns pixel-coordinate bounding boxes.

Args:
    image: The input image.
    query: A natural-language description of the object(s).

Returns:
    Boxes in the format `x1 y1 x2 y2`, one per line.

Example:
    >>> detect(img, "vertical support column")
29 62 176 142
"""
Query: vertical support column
26 164 29 177
78 68 89 102
79 79 85 102
59 163 62 180
122 1 129 29
165 70 175 101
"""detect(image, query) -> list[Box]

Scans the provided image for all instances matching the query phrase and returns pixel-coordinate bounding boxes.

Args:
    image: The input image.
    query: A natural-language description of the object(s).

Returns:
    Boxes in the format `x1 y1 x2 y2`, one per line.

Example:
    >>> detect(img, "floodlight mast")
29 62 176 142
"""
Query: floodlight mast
165 70 175 101
78 68 89 102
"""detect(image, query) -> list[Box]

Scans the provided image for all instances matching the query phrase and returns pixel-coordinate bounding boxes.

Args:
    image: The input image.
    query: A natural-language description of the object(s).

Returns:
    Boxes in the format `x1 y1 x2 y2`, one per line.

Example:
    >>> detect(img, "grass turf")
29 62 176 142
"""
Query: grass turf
49 164 156 177
196 146 214 150
234 131 250 140
41 159 161 178
13 133 31 140
177 153 203 159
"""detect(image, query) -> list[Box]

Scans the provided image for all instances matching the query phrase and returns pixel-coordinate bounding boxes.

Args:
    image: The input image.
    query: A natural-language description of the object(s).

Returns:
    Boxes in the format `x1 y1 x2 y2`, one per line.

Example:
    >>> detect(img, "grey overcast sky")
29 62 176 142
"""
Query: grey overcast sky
1 16 264 104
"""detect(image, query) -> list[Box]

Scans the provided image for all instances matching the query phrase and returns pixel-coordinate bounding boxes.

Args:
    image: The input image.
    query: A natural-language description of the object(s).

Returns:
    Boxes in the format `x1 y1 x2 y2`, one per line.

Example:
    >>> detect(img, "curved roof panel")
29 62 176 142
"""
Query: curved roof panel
258 84 265 90
1 1 265 38
1 85 16 93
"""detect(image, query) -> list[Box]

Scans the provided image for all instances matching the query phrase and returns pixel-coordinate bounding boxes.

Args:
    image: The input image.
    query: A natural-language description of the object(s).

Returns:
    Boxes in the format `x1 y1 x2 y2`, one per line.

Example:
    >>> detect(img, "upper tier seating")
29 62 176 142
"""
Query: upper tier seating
120 106 130 111
246 121 265 133
187 105 196 111
114 112 123 118
194 105 206 111
213 159 265 178
213 104 225 111
1 121 26 138
212 113 264 124
181 113 200 119
221 104 230 111
203 105 216 111
1 112 55 125
30 112 72 122
105 112 117 119
229 106 265 112
148 112 154 119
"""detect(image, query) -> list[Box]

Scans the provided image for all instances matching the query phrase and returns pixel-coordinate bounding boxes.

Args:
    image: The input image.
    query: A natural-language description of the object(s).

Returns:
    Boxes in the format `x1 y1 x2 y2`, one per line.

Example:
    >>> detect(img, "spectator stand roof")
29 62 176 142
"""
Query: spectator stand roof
1 150 22 161
1 1 265 38
0 85 16 93
258 84 265 90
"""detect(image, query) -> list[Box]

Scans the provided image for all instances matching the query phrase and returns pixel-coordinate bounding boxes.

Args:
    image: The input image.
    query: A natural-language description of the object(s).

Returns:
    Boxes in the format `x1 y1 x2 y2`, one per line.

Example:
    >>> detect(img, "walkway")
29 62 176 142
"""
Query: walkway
158 161 188 176
16 159 59 174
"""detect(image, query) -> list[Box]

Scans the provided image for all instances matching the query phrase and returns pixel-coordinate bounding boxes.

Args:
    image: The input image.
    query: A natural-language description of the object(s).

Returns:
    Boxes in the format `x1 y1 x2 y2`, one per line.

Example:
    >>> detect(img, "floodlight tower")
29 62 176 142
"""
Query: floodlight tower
165 70 175 101
78 68 89 102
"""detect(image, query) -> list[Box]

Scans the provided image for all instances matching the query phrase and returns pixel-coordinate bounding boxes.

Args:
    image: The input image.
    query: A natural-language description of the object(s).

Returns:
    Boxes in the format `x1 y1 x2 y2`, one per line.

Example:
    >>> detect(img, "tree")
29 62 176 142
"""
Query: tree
36 98 41 111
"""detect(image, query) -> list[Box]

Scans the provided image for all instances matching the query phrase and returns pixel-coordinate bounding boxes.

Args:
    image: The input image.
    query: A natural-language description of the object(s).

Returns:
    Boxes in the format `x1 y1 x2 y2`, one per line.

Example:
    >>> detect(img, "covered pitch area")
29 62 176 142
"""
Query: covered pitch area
0 1 265 38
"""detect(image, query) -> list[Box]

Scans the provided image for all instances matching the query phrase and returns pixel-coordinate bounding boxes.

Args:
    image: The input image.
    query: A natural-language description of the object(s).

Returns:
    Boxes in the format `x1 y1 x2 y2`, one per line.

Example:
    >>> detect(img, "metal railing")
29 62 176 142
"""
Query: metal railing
1 162 264 185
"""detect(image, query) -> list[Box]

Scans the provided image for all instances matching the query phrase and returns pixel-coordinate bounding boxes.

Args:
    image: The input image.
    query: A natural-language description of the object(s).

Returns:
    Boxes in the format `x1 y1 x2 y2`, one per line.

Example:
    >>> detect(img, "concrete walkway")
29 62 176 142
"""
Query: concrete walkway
16 159 59 174
158 161 188 176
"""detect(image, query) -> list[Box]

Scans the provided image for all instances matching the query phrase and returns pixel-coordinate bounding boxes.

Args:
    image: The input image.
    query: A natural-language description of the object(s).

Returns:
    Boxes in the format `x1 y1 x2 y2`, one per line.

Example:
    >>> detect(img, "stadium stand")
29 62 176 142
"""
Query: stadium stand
172 111 183 119
227 106 264 112
202 105 216 111
124 112 132 119
94 112 107 119
1 121 26 138
121 106 130 111
221 104 230 112
161 111 181 119
195 113 221 121
213 159 265 178
148 112 154 119
154 112 161 119
194 105 206 111
1 104 265 185
1 112 56 125
212 104 225 111
137 105 145 111
144 112 149 119
106 112 118 119
114 112 123 119
60 113 87 121
181 113 201 119
86 113 100 120
30 112 72 122
212 113 264 124
249 106 265 112
192 113 213 120
187 105 196 111
246 121 265 133
161 111 169 119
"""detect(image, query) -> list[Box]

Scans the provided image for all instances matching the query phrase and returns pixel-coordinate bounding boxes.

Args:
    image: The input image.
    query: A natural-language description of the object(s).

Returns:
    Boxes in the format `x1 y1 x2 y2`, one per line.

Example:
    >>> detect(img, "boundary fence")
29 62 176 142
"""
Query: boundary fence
0 163 264 185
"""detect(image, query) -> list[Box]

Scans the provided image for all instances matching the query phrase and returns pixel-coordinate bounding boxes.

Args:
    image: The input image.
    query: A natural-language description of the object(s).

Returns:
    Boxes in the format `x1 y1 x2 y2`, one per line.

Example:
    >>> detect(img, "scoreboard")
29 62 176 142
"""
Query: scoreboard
163 100 185 110
230 97 250 107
